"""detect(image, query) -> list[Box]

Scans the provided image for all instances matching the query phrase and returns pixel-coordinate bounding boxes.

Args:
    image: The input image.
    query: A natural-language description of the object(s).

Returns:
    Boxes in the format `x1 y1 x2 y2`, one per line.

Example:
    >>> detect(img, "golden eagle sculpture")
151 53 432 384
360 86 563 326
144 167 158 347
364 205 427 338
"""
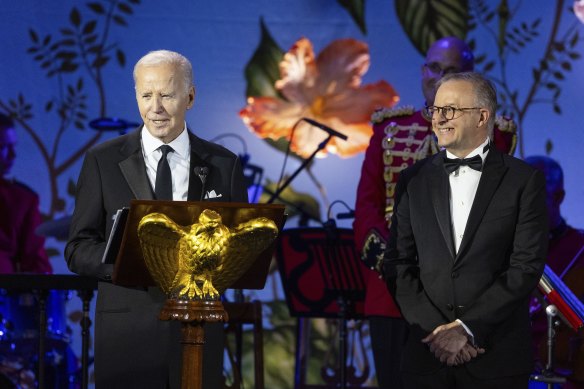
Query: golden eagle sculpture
137 209 278 300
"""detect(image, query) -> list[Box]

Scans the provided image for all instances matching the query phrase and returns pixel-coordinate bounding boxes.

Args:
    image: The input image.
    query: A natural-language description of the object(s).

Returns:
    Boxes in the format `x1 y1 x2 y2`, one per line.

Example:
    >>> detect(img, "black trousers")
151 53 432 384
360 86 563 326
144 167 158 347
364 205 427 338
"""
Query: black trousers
369 316 408 389
402 366 529 389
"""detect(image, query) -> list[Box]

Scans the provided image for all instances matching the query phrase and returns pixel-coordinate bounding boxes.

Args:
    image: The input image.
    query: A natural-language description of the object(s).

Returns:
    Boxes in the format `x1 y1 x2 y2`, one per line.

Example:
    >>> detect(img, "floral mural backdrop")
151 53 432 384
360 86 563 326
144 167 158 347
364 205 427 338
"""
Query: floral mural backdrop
1 0 584 387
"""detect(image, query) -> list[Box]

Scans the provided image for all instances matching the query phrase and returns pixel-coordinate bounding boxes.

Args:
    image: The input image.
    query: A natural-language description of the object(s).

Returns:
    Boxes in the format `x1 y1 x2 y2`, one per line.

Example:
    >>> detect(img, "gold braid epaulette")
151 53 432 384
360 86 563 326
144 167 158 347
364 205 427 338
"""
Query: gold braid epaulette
371 105 416 124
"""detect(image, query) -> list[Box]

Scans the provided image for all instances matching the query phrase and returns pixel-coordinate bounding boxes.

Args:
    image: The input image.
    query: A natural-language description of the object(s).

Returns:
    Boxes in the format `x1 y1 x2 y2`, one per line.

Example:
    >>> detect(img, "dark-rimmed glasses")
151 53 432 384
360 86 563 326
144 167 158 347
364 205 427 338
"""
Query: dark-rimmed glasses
425 106 481 120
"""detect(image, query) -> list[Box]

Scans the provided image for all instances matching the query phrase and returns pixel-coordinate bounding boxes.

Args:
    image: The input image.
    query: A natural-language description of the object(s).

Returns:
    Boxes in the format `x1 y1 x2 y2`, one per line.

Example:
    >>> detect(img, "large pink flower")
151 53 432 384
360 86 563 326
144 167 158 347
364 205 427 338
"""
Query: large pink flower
240 38 399 158
575 0 584 24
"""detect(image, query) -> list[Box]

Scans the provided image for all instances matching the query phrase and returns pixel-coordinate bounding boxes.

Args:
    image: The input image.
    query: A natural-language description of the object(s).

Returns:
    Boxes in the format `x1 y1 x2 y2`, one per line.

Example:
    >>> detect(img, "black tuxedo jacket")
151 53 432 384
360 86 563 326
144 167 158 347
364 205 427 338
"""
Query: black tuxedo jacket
65 127 248 388
384 147 548 379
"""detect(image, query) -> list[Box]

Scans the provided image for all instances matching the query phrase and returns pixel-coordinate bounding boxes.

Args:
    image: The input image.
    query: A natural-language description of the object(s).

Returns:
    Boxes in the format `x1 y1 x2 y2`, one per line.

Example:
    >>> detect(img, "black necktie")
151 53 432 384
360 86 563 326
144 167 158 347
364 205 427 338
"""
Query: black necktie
443 154 483 174
155 145 174 200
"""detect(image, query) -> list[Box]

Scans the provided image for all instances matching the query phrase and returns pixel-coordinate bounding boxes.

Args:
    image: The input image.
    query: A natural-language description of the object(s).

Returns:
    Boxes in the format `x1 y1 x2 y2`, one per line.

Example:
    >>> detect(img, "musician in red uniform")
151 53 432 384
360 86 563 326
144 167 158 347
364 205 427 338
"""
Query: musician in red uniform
353 37 516 388
0 113 51 274
526 155 584 389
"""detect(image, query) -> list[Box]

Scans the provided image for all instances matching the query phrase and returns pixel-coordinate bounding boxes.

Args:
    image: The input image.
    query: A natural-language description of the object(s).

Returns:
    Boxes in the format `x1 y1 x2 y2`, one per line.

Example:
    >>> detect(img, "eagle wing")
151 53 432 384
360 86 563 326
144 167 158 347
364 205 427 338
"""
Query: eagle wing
137 212 187 294
212 217 279 294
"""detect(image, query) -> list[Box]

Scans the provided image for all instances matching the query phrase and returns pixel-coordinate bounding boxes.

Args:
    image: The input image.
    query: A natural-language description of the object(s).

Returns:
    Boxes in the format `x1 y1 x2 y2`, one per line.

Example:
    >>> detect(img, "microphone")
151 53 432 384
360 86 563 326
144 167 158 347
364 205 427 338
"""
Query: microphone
336 210 355 219
194 166 209 201
302 118 348 141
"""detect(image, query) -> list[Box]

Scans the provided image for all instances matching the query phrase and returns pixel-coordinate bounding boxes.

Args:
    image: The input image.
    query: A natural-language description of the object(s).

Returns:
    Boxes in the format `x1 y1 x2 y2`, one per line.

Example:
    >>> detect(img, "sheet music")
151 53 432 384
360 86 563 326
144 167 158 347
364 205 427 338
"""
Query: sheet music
101 207 129 264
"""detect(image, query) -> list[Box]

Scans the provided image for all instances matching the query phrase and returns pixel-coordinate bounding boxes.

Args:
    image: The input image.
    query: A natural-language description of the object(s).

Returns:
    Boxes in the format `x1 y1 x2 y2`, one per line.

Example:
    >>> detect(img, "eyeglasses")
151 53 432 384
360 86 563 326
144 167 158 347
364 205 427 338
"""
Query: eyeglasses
423 63 462 76
426 106 481 120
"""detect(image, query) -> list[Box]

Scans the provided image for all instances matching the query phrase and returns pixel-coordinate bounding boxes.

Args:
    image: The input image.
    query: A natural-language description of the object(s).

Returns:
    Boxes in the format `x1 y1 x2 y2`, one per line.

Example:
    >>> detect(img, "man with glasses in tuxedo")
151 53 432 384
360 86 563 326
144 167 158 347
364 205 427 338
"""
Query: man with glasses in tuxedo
385 72 547 388
353 37 516 388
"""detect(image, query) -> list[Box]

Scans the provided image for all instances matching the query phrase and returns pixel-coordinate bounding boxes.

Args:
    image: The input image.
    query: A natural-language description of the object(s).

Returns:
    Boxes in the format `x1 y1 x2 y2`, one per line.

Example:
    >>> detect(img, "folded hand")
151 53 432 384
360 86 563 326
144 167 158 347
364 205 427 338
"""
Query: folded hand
422 321 481 366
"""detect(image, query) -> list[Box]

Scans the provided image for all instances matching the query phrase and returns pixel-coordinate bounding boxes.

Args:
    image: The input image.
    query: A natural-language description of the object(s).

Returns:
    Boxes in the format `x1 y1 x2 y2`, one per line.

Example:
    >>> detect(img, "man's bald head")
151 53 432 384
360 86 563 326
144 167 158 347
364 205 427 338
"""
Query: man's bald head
421 36 474 105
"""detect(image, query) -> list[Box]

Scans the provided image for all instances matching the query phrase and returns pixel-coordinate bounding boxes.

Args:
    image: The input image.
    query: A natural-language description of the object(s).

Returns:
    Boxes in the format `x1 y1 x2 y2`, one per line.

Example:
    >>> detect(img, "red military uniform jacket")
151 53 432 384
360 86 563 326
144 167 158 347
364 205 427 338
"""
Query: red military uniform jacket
353 105 516 317
0 178 52 274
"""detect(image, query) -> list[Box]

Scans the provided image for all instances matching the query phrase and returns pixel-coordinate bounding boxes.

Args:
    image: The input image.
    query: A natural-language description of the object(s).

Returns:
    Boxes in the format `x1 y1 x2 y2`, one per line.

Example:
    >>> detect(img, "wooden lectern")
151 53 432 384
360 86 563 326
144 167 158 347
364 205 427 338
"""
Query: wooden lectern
109 200 285 389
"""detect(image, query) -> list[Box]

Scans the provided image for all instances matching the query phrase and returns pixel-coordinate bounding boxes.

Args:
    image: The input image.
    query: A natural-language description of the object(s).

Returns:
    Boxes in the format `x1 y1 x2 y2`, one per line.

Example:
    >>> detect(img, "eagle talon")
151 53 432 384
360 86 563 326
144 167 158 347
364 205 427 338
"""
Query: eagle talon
202 279 219 299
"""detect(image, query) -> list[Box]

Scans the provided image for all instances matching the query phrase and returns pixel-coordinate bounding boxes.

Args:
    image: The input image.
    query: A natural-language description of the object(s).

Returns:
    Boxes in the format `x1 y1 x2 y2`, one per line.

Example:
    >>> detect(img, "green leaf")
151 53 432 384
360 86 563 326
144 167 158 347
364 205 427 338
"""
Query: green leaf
82 20 97 35
87 2 105 15
263 137 305 162
570 31 579 48
60 62 79 73
92 55 110 68
483 60 495 72
29 29 39 43
116 49 126 67
552 71 564 80
117 2 133 14
41 60 52 69
60 39 76 47
395 0 469 56
545 139 553 155
60 28 75 36
113 15 128 26
561 61 572 71
260 179 321 223
337 0 367 34
56 51 77 60
243 18 284 98
84 35 98 45
70 8 81 27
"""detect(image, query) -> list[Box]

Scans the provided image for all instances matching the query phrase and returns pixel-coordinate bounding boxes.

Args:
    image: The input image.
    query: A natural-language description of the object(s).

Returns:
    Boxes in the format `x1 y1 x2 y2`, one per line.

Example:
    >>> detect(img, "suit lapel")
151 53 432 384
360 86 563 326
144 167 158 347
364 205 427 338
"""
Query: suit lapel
456 149 507 259
430 152 456 259
118 128 155 200
187 131 211 202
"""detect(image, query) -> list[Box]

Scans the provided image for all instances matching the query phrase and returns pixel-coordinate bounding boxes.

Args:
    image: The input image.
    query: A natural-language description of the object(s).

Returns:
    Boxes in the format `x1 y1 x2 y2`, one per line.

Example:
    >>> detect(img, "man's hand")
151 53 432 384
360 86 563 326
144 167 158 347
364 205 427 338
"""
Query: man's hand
451 344 485 366
422 321 473 366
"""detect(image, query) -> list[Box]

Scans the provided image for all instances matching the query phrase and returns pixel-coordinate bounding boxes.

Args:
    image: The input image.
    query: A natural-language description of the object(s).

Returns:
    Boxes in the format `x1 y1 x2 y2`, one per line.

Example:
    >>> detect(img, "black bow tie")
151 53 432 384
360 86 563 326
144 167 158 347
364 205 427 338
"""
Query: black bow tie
443 154 483 174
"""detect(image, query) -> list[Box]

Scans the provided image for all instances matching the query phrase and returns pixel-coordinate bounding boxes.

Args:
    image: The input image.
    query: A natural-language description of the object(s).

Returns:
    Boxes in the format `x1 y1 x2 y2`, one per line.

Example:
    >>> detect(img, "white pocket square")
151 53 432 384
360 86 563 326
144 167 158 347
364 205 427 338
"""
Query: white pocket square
205 190 222 199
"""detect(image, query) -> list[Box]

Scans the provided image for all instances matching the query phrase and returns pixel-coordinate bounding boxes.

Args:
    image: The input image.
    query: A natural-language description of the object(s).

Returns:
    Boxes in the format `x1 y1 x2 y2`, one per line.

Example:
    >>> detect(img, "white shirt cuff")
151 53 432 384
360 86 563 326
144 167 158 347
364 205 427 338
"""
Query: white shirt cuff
456 319 475 345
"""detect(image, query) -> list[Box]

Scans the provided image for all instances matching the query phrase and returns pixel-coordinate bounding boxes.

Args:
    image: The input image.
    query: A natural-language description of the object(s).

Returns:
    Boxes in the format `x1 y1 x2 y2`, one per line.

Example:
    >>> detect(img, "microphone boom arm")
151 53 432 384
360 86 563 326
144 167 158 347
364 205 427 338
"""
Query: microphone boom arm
267 135 333 204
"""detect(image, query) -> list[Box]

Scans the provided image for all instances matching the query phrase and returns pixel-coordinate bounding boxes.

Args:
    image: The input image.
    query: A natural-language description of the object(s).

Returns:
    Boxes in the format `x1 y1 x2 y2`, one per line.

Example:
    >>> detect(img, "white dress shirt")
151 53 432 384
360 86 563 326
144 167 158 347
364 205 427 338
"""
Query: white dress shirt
141 124 191 201
447 138 490 254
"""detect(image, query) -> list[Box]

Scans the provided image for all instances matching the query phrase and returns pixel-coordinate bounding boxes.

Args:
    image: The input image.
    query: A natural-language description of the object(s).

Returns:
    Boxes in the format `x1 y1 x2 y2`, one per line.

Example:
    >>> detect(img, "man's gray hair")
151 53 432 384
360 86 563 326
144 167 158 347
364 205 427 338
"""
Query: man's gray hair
436 72 497 131
133 50 193 93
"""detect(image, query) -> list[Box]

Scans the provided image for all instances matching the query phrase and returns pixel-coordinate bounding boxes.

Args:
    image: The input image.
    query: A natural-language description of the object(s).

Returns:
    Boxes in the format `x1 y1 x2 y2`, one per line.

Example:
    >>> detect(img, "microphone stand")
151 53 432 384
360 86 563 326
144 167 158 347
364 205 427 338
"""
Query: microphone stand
530 305 567 388
267 135 332 204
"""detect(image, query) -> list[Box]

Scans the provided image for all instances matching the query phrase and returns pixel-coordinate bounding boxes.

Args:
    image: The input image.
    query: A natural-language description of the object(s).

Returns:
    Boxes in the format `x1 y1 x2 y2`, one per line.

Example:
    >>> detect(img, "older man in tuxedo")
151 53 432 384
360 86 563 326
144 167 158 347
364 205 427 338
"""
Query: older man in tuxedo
65 50 248 388
384 72 548 388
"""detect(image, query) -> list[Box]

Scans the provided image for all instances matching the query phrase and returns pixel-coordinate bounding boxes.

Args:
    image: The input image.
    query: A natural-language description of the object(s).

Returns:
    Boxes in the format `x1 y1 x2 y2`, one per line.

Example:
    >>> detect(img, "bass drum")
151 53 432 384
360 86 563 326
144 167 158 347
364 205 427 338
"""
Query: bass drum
0 289 75 389
0 289 69 342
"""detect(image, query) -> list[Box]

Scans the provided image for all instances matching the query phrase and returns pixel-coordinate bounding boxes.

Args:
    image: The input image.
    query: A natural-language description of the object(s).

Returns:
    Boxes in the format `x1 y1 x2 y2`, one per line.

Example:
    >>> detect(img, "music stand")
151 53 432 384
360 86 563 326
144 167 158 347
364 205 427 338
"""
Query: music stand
276 226 366 388
111 200 286 389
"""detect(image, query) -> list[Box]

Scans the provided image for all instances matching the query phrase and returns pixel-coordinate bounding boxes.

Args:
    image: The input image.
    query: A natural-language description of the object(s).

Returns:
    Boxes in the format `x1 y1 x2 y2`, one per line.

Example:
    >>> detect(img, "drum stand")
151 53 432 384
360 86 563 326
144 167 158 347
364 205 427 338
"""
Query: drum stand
530 304 567 388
